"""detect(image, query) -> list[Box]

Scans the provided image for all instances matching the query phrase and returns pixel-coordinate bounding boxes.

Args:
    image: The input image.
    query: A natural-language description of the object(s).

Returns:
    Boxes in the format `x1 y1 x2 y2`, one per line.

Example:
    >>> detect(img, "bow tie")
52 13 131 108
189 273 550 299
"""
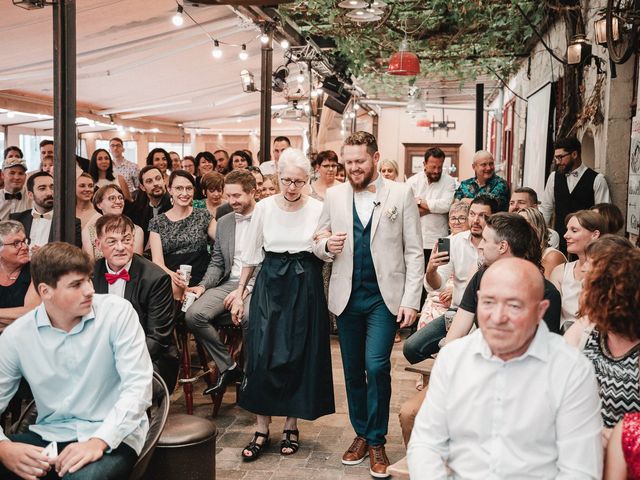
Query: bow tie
105 269 130 284
235 213 252 222
4 192 21 200
566 170 579 178
32 210 53 220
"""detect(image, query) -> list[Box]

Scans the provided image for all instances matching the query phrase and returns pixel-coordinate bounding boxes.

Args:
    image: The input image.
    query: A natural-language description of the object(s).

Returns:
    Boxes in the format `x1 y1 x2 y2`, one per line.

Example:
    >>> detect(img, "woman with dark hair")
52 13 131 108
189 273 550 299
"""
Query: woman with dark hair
309 150 340 201
335 163 346 183
194 151 217 200
562 242 640 475
146 148 171 184
149 170 216 299
550 209 604 332
592 203 624 234
89 148 132 201
229 150 252 171
193 171 225 217
3 146 23 161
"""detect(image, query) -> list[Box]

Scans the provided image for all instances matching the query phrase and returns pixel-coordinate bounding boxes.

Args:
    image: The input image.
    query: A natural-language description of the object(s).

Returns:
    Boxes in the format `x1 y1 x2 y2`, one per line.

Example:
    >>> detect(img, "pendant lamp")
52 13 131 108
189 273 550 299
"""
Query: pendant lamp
387 40 420 76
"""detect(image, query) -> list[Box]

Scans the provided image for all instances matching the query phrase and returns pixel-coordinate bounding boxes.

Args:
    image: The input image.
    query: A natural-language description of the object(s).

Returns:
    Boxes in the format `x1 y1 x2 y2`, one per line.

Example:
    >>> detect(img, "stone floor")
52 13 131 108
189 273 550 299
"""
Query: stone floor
169 333 420 480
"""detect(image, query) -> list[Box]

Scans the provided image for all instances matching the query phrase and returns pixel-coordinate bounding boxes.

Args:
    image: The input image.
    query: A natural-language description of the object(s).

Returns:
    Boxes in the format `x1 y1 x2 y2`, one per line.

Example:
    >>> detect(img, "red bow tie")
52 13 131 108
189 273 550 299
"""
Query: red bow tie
105 269 130 284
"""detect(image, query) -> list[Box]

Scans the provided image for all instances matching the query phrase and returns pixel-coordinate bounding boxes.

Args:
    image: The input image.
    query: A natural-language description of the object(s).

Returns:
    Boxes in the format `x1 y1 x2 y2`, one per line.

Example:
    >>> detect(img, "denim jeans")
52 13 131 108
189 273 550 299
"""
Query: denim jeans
403 313 449 364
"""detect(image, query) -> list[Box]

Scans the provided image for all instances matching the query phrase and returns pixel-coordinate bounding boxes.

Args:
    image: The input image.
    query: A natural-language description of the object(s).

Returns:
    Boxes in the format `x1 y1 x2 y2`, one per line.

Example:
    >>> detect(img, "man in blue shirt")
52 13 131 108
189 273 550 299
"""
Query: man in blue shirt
454 150 510 211
0 242 153 479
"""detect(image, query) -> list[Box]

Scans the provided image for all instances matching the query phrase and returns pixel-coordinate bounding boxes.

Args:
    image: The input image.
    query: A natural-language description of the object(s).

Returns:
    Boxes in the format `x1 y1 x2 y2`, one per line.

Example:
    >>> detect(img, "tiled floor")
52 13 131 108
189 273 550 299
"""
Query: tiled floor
170 333 420 479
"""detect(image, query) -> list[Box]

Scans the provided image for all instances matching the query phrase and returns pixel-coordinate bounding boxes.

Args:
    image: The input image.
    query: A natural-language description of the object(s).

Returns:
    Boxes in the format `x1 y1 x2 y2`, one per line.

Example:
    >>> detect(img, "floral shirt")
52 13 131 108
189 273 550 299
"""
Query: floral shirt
454 174 510 211
112 158 139 192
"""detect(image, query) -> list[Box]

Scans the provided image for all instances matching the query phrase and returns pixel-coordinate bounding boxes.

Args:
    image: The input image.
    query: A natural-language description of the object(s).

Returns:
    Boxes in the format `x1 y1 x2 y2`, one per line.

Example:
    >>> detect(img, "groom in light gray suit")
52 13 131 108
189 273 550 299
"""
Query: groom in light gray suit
185 170 257 396
314 132 424 478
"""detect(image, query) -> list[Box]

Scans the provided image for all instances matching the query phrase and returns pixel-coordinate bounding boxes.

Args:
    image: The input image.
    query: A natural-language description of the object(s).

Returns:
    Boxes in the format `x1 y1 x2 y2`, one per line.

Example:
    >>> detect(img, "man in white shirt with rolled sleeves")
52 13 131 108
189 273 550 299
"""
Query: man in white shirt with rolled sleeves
408 257 603 480
407 147 456 263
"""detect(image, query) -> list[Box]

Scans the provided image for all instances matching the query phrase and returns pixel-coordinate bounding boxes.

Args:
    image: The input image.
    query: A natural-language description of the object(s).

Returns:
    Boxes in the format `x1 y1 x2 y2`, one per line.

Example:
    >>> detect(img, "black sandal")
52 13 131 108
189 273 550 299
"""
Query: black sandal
242 431 270 462
280 429 300 455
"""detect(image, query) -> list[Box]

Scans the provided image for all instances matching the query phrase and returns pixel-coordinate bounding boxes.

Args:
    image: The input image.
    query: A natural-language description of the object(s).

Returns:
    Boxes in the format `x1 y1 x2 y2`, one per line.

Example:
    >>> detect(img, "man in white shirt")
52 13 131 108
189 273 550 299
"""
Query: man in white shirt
0 157 32 222
185 170 257 396
407 147 456 263
407 257 603 479
403 195 498 364
509 186 560 249
109 137 139 193
539 136 610 252
259 136 291 175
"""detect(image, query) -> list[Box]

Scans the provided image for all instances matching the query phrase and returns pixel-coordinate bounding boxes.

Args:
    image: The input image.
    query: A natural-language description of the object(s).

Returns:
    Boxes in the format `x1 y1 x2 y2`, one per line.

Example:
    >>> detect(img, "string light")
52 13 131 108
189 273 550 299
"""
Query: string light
171 5 184 27
296 70 305 84
260 33 270 45
211 40 222 59
280 39 290 49
276 117 283 124
239 44 249 61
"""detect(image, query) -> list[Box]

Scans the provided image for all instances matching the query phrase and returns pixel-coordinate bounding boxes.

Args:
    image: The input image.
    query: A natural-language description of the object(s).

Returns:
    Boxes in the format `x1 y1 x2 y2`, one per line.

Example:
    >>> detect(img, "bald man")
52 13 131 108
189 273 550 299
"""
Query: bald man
408 258 603 479
454 151 510 211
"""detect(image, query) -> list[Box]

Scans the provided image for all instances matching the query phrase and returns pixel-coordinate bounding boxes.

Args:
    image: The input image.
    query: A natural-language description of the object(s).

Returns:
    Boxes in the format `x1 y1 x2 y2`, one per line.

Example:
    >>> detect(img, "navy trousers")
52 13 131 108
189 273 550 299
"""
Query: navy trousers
0 431 137 480
337 288 397 446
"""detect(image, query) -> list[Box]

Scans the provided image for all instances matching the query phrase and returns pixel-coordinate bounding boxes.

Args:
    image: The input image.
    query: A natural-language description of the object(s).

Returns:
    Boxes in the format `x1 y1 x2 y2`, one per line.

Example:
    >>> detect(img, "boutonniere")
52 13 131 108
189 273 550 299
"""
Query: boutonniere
385 206 398 222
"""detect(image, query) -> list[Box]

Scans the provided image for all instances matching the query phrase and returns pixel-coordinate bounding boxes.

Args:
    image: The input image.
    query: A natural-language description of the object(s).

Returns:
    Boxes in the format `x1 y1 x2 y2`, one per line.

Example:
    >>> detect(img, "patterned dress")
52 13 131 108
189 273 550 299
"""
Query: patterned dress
582 328 640 428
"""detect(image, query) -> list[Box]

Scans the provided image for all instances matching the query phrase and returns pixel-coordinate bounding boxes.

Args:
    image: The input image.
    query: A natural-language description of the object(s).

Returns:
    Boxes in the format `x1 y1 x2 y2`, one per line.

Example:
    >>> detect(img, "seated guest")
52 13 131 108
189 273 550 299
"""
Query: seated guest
606 412 640 480
508 186 560 248
407 258 603 478
82 184 145 259
378 159 400 181
309 150 341 200
246 166 264 201
403 195 497 364
214 149 229 174
88 149 132 201
335 162 346 183
0 221 39 331
124 166 172 247
149 171 216 299
518 206 566 279
592 202 624 234
550 209 604 332
184 170 257 395
454 150 510 211
181 156 196 176
169 151 182 172
0 157 31 222
228 150 252 171
93 214 179 392
10 172 81 251
146 148 171 185
194 152 217 199
193 171 225 217
261 174 279 198
0 242 153 479
76 172 100 229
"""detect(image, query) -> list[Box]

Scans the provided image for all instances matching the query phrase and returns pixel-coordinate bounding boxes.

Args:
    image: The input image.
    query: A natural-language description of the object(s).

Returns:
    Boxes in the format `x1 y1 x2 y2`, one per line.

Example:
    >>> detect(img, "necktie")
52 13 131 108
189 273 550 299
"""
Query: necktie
105 269 130 285
235 213 252 222
4 192 22 200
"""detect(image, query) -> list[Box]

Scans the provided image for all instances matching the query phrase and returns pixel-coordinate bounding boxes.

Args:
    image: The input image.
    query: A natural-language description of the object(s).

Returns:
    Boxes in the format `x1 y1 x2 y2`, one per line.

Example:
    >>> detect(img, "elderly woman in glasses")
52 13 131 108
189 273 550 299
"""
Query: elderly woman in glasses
0 221 39 332
231 148 335 461
309 150 341 201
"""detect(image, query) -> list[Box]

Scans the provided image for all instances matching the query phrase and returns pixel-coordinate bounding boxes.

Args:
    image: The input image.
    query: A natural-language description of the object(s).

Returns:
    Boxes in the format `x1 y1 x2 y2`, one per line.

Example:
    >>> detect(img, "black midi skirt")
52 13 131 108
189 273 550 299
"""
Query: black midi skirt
239 251 335 420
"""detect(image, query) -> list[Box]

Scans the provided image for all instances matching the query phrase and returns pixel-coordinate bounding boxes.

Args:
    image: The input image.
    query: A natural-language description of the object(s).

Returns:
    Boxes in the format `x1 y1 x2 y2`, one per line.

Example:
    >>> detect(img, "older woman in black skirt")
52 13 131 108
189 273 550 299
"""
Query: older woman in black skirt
231 148 335 461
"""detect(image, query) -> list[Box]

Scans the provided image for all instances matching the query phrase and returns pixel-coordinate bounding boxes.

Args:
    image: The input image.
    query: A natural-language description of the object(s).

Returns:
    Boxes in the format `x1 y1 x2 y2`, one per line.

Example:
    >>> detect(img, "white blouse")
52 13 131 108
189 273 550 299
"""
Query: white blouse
558 260 582 329
241 195 323 266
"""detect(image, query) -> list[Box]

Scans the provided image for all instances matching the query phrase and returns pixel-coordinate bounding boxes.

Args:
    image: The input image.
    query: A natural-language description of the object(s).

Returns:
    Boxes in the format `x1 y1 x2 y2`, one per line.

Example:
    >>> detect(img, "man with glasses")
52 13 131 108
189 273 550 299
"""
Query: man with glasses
407 147 456 264
109 137 139 193
540 136 610 252
92 214 179 391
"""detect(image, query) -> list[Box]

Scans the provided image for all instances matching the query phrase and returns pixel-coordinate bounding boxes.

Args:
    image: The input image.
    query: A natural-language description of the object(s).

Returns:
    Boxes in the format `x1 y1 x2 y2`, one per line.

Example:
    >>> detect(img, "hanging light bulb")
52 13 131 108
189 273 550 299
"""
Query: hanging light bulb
280 39 290 49
259 32 270 45
276 117 283 124
296 70 305 84
171 5 184 27
211 40 222 59
238 44 249 61
353 102 360 111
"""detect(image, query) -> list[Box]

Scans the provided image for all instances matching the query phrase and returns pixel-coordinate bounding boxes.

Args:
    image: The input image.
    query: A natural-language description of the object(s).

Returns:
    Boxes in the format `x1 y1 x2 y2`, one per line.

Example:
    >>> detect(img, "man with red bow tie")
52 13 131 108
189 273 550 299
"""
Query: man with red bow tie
92 214 179 391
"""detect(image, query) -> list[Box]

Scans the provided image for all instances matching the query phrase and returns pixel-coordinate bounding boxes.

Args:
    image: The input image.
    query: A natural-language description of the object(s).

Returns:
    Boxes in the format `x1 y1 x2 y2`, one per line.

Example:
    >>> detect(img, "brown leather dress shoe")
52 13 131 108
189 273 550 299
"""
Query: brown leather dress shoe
368 445 390 478
342 436 369 465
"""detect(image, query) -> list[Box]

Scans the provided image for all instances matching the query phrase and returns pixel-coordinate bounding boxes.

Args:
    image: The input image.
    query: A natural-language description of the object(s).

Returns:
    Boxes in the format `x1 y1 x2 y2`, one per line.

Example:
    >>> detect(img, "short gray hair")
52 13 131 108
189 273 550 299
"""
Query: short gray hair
0 220 26 249
472 150 494 164
278 148 311 178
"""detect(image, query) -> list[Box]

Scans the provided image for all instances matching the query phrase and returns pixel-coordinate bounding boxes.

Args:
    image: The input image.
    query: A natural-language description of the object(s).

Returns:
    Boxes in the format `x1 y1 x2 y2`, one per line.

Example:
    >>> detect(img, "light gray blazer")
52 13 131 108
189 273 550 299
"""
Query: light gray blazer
313 178 424 316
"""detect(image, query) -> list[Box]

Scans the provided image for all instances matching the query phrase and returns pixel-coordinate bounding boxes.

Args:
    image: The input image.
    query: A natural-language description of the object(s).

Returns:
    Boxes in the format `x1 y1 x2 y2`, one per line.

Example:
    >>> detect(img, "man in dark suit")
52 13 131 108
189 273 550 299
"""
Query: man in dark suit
10 171 81 250
185 170 257 395
93 214 179 391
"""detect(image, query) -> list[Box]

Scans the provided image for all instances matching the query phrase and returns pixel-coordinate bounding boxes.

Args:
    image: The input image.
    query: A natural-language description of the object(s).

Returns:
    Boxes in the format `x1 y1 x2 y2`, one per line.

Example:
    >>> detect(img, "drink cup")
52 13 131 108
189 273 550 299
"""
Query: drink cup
179 264 192 283
182 292 197 312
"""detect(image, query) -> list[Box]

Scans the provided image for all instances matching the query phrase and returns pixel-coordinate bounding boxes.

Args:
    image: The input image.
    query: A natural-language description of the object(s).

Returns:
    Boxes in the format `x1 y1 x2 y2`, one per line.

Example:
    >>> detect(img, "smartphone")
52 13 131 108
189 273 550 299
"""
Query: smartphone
437 237 450 263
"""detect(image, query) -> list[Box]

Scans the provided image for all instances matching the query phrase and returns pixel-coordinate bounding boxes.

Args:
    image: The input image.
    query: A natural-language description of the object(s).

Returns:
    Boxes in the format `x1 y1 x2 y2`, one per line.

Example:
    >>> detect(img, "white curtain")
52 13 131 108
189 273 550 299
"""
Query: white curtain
523 84 552 197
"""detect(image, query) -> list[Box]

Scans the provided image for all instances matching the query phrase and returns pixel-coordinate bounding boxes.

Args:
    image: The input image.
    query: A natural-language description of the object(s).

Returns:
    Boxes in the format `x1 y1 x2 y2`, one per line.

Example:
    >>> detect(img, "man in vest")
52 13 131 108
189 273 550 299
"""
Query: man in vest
539 137 610 252
314 131 423 478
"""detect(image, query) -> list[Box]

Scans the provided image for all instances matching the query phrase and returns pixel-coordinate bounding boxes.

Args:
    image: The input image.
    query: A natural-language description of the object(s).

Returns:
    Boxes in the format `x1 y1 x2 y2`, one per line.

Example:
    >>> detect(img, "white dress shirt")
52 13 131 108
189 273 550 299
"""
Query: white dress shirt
106 259 133 298
353 174 385 226
426 230 479 308
259 160 277 176
407 172 456 248
230 213 252 280
29 208 53 247
407 322 603 480
540 163 611 224
0 186 32 221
